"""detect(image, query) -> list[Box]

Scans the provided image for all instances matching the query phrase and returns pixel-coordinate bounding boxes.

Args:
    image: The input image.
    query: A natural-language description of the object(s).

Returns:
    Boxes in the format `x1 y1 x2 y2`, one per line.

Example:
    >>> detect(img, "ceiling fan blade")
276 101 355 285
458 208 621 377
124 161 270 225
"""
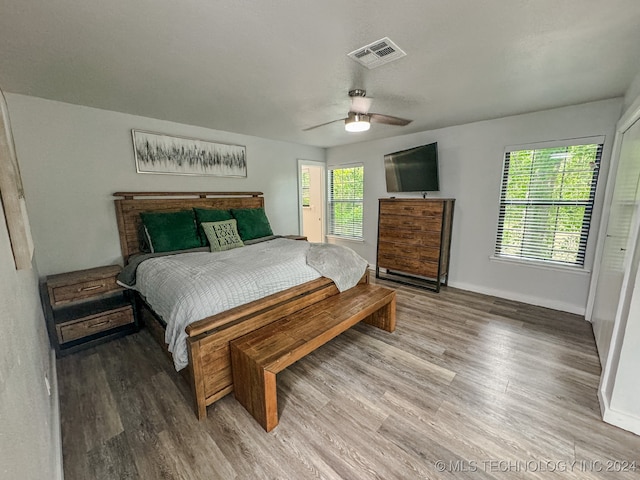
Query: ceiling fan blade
369 113 412 126
302 118 346 131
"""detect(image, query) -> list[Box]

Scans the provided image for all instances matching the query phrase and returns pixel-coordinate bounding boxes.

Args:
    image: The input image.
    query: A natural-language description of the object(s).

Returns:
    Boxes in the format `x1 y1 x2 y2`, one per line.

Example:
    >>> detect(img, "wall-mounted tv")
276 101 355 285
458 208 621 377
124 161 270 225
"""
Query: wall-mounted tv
384 142 439 192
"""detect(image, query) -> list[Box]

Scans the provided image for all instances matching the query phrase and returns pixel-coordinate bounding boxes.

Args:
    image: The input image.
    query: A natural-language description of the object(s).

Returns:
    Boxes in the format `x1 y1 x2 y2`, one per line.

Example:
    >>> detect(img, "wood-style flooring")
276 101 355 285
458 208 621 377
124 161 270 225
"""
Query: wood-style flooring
58 279 640 479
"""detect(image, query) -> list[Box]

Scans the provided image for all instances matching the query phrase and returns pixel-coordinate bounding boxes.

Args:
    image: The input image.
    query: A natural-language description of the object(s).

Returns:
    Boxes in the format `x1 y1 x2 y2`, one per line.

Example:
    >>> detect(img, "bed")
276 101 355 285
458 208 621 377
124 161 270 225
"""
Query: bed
113 191 368 419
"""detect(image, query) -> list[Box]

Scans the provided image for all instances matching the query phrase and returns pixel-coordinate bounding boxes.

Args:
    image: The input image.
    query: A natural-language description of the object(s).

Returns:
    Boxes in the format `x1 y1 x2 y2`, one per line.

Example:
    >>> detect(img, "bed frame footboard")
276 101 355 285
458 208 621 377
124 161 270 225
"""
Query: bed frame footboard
185 275 370 419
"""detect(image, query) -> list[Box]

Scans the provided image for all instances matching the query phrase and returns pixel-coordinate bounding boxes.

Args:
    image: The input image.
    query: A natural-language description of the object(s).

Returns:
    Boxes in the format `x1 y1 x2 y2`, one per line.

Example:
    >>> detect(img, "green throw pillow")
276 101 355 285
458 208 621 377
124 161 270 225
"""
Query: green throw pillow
201 220 245 252
231 208 273 241
139 210 201 253
193 208 233 245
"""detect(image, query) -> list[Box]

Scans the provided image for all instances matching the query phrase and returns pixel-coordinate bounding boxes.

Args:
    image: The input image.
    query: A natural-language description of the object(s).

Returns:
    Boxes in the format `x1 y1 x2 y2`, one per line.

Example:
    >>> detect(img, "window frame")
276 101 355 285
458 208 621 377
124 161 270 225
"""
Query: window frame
327 163 364 241
493 136 605 270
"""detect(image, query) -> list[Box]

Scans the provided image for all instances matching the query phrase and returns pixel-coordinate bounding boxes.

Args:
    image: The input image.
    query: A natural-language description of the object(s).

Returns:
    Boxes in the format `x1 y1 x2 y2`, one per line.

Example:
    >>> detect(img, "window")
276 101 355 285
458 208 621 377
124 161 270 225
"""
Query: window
328 165 364 239
301 168 311 207
495 141 603 267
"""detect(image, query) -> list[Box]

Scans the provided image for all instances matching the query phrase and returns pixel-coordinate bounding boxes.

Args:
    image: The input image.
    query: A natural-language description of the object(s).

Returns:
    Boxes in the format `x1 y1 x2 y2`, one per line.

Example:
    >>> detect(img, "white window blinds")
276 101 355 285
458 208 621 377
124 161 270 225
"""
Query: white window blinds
495 143 603 266
328 165 364 239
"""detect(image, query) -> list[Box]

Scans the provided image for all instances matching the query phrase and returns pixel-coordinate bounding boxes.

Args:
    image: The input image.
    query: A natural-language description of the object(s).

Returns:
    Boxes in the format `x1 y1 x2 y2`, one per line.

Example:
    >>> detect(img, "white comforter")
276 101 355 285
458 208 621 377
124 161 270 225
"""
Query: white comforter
134 238 363 370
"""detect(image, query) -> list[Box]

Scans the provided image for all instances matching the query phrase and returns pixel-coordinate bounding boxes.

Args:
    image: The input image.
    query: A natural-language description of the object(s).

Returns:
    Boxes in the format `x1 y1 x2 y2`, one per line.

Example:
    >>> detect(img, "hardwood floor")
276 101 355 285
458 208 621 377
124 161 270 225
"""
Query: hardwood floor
58 280 640 479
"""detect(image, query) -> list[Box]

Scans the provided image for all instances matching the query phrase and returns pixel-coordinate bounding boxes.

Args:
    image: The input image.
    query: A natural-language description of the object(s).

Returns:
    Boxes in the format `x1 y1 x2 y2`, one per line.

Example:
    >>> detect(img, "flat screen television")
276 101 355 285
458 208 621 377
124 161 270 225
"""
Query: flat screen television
384 142 439 192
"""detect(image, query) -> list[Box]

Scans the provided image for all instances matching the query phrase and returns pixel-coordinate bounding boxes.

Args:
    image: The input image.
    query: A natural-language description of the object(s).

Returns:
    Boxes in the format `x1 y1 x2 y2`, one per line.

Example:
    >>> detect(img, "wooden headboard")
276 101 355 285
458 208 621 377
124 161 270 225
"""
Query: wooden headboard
113 191 264 262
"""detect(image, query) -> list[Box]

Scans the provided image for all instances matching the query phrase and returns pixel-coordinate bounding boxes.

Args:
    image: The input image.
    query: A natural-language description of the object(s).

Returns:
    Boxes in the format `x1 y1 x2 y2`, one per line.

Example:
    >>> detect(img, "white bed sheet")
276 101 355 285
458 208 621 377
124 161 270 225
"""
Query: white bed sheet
134 238 321 370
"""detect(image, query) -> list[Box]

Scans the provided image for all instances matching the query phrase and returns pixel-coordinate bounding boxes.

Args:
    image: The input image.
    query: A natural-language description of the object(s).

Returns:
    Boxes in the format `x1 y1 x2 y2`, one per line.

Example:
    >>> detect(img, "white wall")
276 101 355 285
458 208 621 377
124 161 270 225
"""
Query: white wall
623 70 640 113
0 200 61 478
327 99 623 315
5 94 325 276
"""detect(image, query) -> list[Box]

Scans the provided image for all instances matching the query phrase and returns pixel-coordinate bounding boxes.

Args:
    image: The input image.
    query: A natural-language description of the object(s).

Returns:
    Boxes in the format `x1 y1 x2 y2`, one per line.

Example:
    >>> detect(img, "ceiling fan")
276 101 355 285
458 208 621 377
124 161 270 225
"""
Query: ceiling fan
303 89 412 133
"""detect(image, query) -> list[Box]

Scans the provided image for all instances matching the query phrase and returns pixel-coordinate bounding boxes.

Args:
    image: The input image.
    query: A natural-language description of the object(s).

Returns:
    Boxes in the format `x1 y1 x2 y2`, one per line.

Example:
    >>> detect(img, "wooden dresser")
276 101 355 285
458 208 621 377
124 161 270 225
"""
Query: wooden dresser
40 265 138 356
376 198 455 291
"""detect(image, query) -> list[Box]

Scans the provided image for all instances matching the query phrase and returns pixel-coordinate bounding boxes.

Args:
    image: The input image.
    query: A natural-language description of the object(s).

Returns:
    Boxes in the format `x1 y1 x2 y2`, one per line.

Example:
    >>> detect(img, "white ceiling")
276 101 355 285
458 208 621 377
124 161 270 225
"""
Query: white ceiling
1 0 639 148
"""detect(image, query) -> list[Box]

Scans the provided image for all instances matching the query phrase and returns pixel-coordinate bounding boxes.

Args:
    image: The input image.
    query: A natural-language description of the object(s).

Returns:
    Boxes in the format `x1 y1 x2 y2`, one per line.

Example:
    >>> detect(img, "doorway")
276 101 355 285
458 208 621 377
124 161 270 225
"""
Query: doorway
587 106 640 433
298 160 325 243
590 117 640 367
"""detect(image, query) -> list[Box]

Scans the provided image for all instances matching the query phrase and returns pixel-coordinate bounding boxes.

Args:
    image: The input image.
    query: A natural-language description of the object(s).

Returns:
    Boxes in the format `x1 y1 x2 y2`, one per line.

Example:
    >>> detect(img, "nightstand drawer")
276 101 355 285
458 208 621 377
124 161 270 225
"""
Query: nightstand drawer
47 264 123 306
57 306 134 343
50 277 121 306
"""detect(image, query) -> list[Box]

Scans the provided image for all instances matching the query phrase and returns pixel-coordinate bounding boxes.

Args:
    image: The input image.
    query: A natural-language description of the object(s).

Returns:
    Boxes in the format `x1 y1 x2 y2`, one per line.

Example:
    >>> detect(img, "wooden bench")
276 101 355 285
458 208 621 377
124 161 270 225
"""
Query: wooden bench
230 283 396 432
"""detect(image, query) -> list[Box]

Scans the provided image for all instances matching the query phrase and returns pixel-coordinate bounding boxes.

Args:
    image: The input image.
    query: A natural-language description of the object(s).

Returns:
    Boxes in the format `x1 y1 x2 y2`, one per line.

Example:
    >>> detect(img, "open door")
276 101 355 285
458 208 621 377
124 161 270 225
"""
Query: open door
298 160 325 243
590 118 640 367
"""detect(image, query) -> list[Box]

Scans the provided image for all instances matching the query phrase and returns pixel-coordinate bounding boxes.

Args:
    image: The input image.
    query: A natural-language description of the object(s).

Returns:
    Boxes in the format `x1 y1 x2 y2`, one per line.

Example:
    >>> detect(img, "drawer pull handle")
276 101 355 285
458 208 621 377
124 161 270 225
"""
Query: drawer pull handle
89 320 110 328
78 284 105 292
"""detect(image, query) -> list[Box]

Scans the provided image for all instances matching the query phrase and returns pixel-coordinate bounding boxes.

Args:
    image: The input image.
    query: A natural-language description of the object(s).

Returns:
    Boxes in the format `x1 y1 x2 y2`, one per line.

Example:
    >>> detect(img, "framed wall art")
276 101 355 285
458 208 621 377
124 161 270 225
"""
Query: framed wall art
132 130 247 177
0 89 33 270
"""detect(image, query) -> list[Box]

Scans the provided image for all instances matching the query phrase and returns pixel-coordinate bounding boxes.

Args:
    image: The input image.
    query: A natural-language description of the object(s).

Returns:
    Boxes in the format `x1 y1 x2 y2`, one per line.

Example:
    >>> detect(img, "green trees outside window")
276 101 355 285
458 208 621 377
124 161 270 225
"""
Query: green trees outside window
328 166 364 239
495 143 602 266
301 170 310 207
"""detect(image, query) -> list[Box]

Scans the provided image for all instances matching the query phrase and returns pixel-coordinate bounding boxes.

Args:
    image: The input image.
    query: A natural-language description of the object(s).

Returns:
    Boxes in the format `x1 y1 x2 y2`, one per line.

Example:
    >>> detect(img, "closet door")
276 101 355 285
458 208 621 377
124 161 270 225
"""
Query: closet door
591 118 640 366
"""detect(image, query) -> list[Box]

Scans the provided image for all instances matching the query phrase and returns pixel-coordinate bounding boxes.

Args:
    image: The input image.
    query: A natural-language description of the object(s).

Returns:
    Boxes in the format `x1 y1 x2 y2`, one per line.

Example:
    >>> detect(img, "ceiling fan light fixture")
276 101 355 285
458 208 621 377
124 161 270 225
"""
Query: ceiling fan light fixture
345 113 371 132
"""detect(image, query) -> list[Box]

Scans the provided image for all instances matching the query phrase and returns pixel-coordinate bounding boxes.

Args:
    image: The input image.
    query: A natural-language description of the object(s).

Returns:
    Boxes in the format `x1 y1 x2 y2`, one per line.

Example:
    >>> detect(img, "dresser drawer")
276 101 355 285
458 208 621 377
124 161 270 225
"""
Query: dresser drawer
377 241 441 262
379 215 443 231
378 228 442 246
378 254 440 278
379 200 444 217
56 306 134 343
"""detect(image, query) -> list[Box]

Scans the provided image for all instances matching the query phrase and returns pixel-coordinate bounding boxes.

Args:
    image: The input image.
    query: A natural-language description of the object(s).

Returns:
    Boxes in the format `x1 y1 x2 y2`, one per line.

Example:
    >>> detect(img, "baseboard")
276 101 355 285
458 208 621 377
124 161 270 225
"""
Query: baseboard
369 267 586 315
598 386 609 419
50 348 64 480
446 280 586 316
600 389 640 436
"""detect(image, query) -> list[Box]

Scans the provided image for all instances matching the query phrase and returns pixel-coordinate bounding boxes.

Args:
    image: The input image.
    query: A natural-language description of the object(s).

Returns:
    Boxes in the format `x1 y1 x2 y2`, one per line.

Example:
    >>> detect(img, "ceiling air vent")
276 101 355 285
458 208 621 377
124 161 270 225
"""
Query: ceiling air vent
348 37 406 69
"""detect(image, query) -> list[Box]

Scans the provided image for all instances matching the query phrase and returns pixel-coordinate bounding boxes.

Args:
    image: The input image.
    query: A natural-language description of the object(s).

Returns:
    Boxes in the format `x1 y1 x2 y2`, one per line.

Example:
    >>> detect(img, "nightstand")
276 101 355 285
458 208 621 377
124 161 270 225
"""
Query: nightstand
283 235 308 241
40 265 138 356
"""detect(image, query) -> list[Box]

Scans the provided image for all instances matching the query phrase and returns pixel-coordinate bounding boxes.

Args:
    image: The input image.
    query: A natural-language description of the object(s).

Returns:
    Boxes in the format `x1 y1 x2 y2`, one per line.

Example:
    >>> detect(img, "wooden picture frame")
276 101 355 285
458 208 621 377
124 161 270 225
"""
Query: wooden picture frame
0 90 33 270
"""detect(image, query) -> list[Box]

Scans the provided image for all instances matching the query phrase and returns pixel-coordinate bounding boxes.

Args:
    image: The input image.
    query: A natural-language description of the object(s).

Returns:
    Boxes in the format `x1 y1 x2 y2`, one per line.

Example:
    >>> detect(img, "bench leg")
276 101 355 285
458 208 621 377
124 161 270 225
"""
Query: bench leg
362 294 396 332
231 344 279 432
